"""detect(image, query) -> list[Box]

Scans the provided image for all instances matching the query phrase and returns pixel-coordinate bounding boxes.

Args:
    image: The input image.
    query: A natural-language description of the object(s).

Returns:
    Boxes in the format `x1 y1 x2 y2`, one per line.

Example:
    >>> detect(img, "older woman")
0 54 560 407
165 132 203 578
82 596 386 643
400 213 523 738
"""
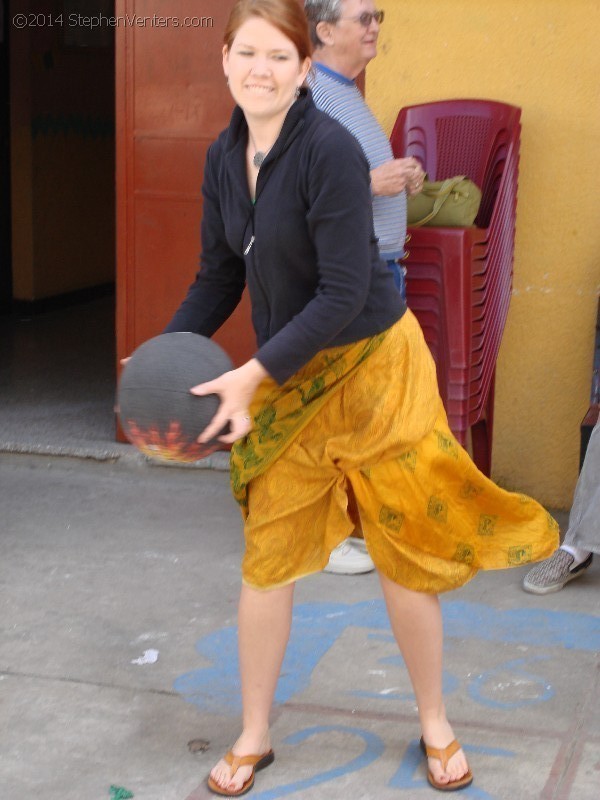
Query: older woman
164 1 558 795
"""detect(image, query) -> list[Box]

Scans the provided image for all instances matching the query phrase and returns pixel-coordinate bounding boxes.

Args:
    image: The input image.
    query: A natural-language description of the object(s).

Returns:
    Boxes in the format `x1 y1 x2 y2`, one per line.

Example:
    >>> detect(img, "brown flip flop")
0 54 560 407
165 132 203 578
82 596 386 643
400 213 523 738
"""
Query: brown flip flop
207 749 275 797
420 737 473 792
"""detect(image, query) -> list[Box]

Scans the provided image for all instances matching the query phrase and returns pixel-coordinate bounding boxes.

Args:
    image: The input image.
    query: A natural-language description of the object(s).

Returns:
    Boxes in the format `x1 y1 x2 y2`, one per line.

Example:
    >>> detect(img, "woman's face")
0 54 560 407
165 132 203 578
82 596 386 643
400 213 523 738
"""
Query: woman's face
223 17 310 122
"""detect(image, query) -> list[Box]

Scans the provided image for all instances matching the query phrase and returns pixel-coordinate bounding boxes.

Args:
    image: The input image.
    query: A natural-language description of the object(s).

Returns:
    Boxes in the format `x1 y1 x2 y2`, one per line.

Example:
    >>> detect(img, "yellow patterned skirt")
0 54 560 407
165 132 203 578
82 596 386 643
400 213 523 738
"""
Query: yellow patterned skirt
230 311 559 592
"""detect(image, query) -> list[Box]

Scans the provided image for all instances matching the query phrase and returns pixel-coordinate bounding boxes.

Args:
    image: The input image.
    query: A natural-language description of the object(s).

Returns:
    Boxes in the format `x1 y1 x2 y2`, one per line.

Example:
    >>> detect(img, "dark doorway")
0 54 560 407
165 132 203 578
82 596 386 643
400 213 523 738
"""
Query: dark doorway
7 0 116 312
0 1 116 450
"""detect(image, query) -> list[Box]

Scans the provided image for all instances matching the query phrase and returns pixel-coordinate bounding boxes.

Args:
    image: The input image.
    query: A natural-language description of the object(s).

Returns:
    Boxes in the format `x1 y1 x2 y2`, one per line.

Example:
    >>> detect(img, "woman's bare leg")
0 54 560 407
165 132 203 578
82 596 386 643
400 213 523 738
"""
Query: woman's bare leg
378 572 470 786
209 582 295 792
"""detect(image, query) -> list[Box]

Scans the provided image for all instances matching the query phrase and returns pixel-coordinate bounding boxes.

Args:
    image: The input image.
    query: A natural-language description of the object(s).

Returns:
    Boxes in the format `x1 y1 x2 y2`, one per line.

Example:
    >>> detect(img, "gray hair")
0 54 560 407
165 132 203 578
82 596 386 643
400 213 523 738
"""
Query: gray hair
304 0 344 49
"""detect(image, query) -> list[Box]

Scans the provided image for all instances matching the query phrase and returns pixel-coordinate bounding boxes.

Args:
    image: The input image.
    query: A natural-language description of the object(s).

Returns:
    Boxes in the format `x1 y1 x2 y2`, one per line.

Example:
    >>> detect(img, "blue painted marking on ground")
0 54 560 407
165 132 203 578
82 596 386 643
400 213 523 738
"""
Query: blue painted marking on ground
466 744 517 757
468 656 555 709
442 601 600 651
173 600 600 713
251 725 385 799
352 636 413 699
173 627 241 714
351 668 459 702
387 739 430 791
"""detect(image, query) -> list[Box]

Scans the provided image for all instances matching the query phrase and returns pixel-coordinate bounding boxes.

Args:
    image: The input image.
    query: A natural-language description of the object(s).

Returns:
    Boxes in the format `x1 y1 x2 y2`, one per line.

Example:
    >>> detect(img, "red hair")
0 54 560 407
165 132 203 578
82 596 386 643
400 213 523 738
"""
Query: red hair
224 0 312 62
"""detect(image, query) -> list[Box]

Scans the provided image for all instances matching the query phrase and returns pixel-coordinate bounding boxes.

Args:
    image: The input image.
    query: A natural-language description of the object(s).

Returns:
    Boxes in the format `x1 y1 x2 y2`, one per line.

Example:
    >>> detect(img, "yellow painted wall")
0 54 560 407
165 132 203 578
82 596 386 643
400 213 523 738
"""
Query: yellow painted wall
368 0 600 508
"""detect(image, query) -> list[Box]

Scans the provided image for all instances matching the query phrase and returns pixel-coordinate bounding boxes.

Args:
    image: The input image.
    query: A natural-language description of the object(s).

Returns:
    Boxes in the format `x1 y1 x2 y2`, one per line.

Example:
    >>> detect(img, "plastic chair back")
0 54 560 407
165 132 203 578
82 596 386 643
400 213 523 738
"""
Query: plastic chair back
390 99 521 474
391 99 521 227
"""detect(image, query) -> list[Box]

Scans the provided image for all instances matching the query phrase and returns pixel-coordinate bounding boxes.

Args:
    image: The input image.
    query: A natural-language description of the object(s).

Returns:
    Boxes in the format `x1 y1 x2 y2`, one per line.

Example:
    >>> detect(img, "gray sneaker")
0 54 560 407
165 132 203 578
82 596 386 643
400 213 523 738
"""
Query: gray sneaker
523 549 593 594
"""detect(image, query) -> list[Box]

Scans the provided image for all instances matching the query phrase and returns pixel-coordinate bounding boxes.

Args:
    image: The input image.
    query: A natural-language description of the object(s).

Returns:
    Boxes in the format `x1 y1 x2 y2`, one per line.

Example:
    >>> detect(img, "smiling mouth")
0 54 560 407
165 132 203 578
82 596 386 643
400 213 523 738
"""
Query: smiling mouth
245 84 274 93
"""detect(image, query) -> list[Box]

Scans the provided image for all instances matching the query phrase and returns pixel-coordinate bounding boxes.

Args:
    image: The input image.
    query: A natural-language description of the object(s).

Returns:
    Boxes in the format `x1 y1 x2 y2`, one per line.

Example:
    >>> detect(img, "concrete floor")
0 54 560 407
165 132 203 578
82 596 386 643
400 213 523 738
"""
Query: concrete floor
0 296 118 456
0 299 598 800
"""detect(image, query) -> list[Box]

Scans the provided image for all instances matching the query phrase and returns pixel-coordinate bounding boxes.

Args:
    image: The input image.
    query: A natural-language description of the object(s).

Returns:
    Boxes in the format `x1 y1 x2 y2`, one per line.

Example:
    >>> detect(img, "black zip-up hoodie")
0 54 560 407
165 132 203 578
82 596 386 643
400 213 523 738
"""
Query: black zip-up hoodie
165 89 405 384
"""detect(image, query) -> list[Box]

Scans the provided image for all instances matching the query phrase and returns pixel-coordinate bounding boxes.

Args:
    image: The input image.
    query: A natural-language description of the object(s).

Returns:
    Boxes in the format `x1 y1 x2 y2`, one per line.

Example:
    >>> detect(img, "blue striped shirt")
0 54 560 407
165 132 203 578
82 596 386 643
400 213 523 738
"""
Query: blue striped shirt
308 63 406 260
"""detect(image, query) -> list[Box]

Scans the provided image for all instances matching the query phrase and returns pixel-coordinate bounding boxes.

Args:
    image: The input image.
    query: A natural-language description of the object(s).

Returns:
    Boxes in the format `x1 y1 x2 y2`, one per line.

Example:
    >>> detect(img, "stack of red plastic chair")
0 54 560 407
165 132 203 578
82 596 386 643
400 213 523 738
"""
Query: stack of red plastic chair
390 99 521 476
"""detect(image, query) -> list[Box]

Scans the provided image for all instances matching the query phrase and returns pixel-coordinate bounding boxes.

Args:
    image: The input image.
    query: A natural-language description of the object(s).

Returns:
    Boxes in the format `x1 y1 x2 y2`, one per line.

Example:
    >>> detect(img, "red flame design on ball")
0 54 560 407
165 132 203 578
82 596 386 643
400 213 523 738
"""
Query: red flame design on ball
124 419 219 463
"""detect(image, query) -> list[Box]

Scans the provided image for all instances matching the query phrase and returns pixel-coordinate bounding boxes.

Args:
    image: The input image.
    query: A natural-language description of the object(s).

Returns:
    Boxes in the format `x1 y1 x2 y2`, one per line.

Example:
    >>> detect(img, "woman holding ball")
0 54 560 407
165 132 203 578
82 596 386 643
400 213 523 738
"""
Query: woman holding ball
165 1 557 795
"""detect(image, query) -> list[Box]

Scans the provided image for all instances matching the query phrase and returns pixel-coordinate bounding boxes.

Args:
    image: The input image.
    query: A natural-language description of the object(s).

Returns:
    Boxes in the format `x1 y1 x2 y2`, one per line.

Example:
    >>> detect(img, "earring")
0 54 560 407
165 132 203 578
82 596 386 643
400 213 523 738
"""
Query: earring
294 87 300 99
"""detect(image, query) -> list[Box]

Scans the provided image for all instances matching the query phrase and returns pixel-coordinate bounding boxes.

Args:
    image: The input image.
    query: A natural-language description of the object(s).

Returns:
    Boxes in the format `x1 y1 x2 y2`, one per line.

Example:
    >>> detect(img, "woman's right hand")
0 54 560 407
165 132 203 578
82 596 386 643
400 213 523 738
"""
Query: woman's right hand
191 358 268 444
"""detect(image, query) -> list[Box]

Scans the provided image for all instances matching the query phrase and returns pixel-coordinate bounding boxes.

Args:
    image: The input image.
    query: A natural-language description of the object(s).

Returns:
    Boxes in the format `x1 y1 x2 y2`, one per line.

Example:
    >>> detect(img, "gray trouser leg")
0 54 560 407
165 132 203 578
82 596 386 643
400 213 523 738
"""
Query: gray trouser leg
564 418 600 553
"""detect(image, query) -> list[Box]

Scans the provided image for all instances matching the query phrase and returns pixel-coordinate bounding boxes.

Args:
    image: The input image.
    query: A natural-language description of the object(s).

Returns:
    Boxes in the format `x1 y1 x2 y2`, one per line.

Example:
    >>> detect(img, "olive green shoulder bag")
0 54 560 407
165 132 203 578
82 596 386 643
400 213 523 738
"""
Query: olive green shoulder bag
407 175 482 227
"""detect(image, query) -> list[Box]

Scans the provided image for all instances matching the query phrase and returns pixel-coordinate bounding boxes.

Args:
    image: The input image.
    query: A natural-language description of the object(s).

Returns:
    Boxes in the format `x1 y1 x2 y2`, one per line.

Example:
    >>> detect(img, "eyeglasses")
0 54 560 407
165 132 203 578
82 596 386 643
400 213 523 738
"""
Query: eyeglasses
340 10 385 28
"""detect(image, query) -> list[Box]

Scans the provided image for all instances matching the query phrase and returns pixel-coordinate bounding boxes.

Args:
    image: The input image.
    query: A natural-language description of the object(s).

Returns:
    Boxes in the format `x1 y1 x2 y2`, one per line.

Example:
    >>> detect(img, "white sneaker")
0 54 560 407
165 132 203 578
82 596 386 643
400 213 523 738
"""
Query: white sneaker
351 537 369 554
324 539 375 575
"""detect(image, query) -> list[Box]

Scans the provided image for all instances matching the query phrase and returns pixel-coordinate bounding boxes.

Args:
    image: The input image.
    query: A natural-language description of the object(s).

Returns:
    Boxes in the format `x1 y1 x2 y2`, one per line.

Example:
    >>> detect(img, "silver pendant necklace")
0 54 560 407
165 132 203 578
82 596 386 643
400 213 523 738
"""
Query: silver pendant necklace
253 150 269 169
249 89 301 169
249 134 274 169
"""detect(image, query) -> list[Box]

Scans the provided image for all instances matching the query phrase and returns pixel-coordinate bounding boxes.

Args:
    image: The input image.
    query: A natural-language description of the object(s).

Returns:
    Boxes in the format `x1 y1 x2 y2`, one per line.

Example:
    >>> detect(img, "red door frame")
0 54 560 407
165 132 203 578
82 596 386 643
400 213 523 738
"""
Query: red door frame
115 1 256 438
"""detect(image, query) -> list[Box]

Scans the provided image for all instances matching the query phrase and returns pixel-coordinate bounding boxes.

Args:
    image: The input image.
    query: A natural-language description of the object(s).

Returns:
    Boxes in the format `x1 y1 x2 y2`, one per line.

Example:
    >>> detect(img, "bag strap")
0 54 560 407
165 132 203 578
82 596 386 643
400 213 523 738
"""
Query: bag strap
411 175 467 227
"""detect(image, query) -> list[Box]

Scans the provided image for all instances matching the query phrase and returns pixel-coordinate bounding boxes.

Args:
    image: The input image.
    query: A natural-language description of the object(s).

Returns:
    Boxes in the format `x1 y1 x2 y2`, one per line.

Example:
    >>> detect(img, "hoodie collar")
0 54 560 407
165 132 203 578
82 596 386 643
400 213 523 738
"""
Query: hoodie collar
224 86 312 161
222 87 312 203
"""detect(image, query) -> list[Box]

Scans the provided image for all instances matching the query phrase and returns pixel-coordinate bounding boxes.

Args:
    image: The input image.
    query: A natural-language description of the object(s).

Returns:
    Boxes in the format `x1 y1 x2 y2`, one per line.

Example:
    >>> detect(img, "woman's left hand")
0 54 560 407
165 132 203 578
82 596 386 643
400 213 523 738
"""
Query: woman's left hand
190 358 268 444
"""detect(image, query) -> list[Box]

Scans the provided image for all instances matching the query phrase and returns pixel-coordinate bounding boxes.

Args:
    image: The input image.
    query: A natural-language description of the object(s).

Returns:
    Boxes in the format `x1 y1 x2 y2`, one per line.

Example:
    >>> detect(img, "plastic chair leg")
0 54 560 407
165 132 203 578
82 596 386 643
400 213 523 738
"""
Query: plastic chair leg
470 372 496 477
